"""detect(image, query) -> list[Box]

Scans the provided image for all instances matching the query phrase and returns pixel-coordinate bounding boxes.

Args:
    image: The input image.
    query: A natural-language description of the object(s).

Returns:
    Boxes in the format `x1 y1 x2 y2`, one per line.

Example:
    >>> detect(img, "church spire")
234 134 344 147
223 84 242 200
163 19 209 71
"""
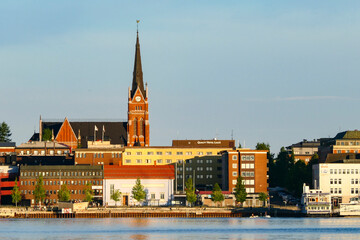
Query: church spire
131 21 145 98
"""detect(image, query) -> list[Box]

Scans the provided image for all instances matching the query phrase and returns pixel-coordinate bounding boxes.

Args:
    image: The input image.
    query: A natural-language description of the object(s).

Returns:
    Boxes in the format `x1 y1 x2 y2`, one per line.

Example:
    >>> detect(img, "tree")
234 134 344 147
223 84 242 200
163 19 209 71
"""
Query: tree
131 178 146 205
0 122 12 142
58 184 71 202
211 183 224 206
255 142 270 151
258 192 268 207
11 178 22 207
34 174 46 208
234 176 247 206
111 189 122 206
185 178 197 207
84 182 94 202
42 128 52 141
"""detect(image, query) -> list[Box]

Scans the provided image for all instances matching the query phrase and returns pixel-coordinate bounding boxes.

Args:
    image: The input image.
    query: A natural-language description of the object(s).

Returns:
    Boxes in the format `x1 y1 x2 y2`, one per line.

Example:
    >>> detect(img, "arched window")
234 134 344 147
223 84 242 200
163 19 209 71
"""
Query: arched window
139 118 144 136
133 118 138 136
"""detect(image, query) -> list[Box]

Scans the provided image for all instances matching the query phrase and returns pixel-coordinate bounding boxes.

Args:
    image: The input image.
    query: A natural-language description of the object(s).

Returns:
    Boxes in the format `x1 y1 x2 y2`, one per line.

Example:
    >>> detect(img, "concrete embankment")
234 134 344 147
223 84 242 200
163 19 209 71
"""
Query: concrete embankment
0 206 305 219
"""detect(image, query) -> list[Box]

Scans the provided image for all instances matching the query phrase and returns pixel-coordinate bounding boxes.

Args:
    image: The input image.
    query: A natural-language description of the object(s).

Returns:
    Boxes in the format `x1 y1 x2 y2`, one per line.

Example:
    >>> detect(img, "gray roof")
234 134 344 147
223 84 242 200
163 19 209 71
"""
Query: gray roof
0 142 16 148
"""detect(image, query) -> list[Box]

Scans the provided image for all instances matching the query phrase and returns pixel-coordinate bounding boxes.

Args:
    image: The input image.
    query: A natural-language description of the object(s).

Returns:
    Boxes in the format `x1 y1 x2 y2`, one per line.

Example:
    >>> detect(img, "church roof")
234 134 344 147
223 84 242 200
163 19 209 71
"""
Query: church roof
38 121 127 147
131 31 145 98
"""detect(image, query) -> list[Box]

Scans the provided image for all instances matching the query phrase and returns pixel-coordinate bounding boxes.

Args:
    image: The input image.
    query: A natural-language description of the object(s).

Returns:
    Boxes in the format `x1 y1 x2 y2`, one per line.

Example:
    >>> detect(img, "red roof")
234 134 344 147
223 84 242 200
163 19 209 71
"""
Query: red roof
104 165 175 179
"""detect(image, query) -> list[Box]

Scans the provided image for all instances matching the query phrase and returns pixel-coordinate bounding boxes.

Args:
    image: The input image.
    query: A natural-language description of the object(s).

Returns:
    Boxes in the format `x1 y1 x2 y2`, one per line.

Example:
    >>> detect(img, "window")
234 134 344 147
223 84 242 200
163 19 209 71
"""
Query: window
196 167 203 171
232 171 237 176
125 152 131 155
206 159 213 164
176 152 183 155
146 159 151 164
339 179 342 184
157 159 163 164
206 152 212 155
232 163 238 169
206 167 212 171
157 152 163 155
232 180 237 185
166 159 172 163
136 152 142 155
136 159 142 164
232 155 237 160
351 188 354 194
206 175 213 179
330 169 333 174
352 179 355 184
334 179 338 184
125 159 131 164
150 193 155 200
165 152 172 155
160 193 165 200
197 159 204 164
330 179 333 184
147 152 154 155
334 169 337 174
197 152 203 155
186 152 192 155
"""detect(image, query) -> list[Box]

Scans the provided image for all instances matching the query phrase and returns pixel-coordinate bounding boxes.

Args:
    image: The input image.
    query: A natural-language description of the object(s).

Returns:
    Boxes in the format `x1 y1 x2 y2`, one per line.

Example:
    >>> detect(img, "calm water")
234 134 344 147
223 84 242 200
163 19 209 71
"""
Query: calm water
1 217 360 240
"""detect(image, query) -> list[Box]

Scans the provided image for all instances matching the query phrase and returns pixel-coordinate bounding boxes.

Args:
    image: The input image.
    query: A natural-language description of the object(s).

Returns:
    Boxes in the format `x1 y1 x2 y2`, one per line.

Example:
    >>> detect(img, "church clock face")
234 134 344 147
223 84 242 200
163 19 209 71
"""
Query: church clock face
135 96 141 102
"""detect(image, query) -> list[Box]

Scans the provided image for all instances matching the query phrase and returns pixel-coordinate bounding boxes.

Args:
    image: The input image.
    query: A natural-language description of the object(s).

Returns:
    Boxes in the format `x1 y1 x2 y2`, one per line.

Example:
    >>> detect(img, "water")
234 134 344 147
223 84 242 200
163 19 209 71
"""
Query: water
1 217 360 240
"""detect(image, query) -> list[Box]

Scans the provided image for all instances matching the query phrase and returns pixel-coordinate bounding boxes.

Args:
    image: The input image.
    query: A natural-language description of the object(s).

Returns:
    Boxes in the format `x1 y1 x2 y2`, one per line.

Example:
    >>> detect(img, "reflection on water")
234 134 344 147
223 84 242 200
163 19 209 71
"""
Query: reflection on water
1 218 360 240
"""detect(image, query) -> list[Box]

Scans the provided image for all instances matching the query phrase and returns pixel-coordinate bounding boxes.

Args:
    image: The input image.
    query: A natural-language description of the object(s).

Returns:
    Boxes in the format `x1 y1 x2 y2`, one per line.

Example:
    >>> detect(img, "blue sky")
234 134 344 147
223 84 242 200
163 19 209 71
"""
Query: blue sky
1 1 360 154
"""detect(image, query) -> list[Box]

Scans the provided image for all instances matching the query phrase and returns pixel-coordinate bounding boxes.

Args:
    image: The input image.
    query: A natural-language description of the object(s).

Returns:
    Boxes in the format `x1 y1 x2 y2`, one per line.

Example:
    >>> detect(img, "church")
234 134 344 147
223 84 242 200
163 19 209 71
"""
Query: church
29 30 150 149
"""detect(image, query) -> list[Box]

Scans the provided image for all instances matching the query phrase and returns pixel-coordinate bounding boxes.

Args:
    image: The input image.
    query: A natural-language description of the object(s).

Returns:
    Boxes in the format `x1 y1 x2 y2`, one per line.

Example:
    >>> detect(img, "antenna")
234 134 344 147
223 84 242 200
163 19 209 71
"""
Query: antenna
231 130 234 140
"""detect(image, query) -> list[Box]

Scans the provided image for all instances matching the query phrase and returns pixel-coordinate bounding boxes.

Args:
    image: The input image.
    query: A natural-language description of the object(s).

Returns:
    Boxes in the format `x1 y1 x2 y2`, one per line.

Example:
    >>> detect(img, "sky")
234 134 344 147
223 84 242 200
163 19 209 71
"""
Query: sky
1 1 360 154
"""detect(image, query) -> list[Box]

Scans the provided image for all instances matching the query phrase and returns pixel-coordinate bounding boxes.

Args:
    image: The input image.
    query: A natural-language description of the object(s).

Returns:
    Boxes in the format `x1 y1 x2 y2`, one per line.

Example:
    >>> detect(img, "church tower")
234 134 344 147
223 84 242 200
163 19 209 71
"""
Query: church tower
127 30 150 147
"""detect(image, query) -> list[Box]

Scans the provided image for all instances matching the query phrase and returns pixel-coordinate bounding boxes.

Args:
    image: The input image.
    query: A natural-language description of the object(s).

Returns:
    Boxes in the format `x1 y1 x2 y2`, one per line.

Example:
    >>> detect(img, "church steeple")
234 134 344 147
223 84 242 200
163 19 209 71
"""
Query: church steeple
131 30 145 98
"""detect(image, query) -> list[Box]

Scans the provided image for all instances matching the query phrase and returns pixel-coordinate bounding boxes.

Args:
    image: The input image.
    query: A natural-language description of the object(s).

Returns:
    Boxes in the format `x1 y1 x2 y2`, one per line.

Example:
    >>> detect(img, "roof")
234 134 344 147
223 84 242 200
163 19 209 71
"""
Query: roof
20 165 103 171
131 32 145 98
325 153 360 163
172 140 235 148
286 139 320 149
199 191 232 195
0 142 16 148
17 141 70 149
334 130 360 140
104 165 175 179
39 121 127 147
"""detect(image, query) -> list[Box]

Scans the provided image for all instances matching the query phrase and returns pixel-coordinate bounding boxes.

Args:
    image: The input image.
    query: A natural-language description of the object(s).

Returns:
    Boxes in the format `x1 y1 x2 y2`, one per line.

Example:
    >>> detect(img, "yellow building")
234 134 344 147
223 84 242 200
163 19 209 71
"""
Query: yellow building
122 140 236 165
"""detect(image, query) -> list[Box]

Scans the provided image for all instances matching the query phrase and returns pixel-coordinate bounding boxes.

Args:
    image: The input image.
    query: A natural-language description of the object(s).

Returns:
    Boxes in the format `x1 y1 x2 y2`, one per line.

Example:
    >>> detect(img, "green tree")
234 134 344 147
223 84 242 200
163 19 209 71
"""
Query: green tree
234 176 247 206
58 184 71 202
84 182 94 202
306 153 319 188
256 142 276 187
131 178 146 205
211 183 224 206
185 178 197 207
11 178 22 207
42 128 52 141
111 189 122 206
258 192 268 207
0 122 12 142
34 174 46 208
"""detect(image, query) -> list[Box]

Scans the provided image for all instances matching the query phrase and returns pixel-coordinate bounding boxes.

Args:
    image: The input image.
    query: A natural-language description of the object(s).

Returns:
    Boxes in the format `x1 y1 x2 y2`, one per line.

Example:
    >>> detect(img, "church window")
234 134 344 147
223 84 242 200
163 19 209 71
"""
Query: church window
133 118 138 136
139 118 144 136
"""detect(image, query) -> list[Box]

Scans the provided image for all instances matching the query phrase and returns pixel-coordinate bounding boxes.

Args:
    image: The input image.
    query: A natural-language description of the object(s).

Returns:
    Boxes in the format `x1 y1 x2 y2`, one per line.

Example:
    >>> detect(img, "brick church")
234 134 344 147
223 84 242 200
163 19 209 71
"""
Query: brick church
30 31 150 149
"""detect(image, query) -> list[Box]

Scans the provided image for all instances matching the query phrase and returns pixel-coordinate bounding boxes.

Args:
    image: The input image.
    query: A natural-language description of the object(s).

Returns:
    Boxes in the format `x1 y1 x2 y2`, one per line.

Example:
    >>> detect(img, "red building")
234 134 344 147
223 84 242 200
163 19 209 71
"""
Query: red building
127 31 150 147
0 166 18 205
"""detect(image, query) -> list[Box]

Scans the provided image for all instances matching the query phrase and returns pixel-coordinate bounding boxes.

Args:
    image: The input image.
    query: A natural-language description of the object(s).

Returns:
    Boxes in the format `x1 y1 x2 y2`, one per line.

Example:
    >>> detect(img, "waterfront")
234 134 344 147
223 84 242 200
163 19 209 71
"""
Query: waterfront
1 218 360 239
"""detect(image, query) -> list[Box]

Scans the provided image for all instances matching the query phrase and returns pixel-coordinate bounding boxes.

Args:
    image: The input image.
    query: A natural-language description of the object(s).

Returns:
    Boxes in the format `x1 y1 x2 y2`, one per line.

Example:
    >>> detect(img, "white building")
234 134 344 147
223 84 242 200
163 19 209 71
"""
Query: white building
103 165 175 206
313 162 360 205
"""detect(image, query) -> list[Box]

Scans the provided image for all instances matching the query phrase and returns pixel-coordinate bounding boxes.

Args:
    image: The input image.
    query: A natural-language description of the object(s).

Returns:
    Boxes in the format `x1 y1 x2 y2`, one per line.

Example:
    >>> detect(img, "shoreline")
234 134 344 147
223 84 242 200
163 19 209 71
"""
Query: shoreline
0 206 307 218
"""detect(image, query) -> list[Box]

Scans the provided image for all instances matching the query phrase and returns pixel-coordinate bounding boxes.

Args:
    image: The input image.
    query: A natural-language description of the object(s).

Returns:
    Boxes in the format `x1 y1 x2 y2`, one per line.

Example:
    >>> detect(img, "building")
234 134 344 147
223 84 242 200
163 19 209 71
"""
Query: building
221 149 268 194
16 141 71 156
286 139 320 164
19 165 103 206
30 118 127 150
0 142 16 165
318 130 360 162
313 158 360 206
0 166 18 205
28 31 148 149
127 30 150 147
103 165 174 206
74 141 124 166
121 140 236 191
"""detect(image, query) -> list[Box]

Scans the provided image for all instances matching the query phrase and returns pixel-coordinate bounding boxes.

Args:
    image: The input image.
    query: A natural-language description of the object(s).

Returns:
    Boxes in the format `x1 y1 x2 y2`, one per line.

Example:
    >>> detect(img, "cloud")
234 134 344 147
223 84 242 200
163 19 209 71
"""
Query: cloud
246 96 359 102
